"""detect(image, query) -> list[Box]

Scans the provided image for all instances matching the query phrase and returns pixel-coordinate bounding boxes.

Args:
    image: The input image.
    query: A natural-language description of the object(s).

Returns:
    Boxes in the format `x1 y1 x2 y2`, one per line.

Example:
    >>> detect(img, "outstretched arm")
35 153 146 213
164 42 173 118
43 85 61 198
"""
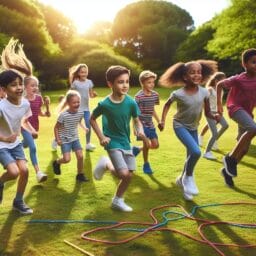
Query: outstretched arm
54 122 62 145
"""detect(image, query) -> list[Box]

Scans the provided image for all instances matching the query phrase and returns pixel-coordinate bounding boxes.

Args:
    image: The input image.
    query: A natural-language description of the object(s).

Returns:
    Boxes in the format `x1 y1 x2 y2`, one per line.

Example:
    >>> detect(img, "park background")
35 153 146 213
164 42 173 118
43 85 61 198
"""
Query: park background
1 0 256 255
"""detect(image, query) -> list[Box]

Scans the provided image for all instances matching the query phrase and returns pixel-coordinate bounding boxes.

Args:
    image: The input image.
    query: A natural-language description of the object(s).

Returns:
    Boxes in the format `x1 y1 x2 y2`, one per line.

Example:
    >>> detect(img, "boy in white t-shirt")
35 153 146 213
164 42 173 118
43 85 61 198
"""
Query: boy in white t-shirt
0 70 34 214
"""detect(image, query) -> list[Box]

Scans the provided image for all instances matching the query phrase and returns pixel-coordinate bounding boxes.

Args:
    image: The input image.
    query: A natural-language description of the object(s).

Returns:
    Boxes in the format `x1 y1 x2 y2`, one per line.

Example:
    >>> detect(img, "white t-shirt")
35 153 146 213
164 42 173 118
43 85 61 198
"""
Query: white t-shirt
208 87 217 112
0 98 32 149
71 79 94 111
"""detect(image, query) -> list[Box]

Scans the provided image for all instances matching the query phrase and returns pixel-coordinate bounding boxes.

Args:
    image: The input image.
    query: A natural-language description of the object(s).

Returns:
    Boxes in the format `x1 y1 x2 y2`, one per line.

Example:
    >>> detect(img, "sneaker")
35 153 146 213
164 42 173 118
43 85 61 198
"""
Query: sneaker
212 141 218 150
36 171 48 183
93 156 110 180
86 143 96 151
76 173 89 182
175 176 194 201
143 162 153 174
182 175 199 195
51 139 57 151
203 151 216 160
13 200 33 215
132 146 141 157
221 168 234 187
198 135 203 146
111 197 133 212
0 183 4 204
52 160 61 175
223 155 237 177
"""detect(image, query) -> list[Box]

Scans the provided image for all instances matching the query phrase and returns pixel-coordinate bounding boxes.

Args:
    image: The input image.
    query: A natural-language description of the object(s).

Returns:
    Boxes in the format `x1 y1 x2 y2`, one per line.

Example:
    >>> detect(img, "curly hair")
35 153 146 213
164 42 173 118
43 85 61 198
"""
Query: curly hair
159 60 218 87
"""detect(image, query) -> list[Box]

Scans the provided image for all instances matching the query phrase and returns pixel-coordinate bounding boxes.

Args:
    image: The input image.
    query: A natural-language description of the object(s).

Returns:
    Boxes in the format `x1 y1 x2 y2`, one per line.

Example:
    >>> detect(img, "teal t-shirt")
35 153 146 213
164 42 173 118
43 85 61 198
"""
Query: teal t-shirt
92 95 140 150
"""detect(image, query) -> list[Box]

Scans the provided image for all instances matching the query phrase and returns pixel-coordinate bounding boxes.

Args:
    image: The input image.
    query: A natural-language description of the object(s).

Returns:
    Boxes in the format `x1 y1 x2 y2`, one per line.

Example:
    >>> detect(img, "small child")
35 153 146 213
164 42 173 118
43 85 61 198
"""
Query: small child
201 72 229 160
159 60 219 200
69 64 97 151
52 90 89 182
90 65 147 212
21 76 51 182
134 70 160 174
0 38 35 214
217 48 256 187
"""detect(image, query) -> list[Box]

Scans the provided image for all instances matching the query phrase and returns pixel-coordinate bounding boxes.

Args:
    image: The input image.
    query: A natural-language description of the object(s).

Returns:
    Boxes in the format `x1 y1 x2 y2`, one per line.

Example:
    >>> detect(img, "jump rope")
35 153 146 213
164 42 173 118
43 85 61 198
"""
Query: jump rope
28 201 256 256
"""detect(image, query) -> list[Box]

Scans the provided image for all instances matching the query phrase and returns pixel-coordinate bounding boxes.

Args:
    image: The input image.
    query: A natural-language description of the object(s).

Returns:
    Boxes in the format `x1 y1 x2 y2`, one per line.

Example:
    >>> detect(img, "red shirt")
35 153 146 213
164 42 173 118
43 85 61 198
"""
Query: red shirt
223 72 256 117
28 94 43 131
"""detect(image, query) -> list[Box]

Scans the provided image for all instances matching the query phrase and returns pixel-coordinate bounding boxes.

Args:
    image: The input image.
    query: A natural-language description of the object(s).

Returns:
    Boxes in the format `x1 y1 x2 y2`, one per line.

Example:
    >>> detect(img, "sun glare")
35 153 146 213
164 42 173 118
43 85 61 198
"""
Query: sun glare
39 0 136 33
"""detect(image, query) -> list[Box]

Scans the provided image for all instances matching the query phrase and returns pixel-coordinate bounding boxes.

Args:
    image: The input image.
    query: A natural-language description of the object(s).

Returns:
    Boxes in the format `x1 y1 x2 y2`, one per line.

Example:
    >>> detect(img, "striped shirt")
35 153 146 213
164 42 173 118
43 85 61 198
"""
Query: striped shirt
57 110 84 143
27 94 43 131
135 90 159 128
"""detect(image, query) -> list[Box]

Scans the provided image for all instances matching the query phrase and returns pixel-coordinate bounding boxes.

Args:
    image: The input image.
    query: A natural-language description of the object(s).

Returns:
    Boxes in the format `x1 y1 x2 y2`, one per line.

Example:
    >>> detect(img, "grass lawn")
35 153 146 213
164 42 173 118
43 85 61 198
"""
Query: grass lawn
0 87 256 256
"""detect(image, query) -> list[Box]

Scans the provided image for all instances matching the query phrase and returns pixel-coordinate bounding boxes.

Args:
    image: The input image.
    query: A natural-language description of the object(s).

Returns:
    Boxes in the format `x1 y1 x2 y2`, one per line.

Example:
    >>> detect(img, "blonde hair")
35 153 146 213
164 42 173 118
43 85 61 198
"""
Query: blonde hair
1 38 33 77
57 90 80 113
206 72 226 88
139 70 157 86
69 63 88 85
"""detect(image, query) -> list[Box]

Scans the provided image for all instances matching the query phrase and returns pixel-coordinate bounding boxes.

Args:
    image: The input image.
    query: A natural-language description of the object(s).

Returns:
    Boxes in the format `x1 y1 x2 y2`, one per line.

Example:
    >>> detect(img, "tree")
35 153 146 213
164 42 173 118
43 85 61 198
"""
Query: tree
112 0 193 70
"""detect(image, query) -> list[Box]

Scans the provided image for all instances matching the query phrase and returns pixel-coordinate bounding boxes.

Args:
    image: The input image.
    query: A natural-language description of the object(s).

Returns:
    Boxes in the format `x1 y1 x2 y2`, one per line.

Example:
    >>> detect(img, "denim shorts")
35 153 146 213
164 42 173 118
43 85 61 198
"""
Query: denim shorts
0 143 26 168
137 127 158 140
108 149 136 172
61 139 82 154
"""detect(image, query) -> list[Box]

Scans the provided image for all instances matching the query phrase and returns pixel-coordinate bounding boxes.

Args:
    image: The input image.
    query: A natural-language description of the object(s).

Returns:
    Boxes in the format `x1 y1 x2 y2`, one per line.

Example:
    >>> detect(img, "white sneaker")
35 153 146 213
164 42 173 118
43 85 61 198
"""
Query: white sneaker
212 141 218 150
93 156 110 180
36 171 48 183
203 151 217 160
51 139 57 151
176 175 194 201
86 143 96 151
111 197 133 212
198 136 203 146
182 175 199 195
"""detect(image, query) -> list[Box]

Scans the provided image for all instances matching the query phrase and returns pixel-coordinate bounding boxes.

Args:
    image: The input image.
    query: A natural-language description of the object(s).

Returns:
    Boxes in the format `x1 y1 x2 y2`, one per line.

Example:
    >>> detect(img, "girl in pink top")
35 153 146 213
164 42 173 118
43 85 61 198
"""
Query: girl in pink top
217 48 256 187
21 76 51 182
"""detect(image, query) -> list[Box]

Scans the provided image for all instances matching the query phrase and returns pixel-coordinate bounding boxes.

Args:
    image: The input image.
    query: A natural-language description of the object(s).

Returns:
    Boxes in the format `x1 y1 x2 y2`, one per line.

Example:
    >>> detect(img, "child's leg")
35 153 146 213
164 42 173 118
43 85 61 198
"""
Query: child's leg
230 110 256 162
216 116 229 140
74 149 84 174
15 160 28 198
205 117 218 152
0 162 19 183
84 111 91 144
142 140 149 163
22 129 40 173
200 123 209 137
174 127 201 176
58 152 71 164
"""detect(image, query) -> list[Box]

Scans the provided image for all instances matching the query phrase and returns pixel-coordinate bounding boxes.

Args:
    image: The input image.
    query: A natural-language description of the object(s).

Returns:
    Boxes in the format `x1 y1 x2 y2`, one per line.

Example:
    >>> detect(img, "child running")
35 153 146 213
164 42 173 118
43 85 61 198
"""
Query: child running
159 60 218 200
0 38 34 214
90 65 147 212
201 72 229 160
52 90 89 182
69 64 97 151
21 76 51 182
217 48 256 187
134 70 160 174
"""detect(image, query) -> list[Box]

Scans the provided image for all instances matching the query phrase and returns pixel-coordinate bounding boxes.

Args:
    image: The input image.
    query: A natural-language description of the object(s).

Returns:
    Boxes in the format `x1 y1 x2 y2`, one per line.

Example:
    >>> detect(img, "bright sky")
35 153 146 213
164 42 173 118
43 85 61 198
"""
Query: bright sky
39 0 231 33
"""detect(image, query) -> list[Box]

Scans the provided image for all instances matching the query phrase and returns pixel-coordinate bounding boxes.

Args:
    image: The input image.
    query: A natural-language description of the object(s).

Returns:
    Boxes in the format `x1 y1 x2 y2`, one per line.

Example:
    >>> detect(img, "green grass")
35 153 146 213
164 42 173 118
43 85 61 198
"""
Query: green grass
1 87 256 256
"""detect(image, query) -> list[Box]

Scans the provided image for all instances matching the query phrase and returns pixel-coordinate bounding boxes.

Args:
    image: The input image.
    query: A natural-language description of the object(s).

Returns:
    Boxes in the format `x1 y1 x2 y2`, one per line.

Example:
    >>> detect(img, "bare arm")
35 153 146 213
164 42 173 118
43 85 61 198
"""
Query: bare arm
54 122 62 145
0 134 17 143
204 98 220 121
89 88 97 98
22 119 38 138
216 81 225 114
158 97 173 131
133 117 150 148
90 114 110 147
153 109 160 124
79 120 89 133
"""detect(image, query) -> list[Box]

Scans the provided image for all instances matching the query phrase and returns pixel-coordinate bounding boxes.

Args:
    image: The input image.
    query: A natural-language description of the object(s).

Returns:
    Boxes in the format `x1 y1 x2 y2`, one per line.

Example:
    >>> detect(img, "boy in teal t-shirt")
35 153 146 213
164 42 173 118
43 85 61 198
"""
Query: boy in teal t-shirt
90 65 147 212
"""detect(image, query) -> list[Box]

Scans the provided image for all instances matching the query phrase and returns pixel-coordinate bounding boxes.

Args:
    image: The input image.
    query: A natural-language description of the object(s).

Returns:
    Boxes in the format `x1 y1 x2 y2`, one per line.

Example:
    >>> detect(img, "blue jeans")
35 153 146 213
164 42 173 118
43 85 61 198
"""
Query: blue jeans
21 129 38 166
84 111 91 144
174 126 201 176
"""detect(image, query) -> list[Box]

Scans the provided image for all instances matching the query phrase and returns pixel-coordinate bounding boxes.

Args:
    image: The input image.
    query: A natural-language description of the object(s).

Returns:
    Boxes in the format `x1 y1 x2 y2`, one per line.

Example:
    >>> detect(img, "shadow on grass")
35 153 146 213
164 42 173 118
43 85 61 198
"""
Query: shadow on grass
4 150 94 255
232 186 256 199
